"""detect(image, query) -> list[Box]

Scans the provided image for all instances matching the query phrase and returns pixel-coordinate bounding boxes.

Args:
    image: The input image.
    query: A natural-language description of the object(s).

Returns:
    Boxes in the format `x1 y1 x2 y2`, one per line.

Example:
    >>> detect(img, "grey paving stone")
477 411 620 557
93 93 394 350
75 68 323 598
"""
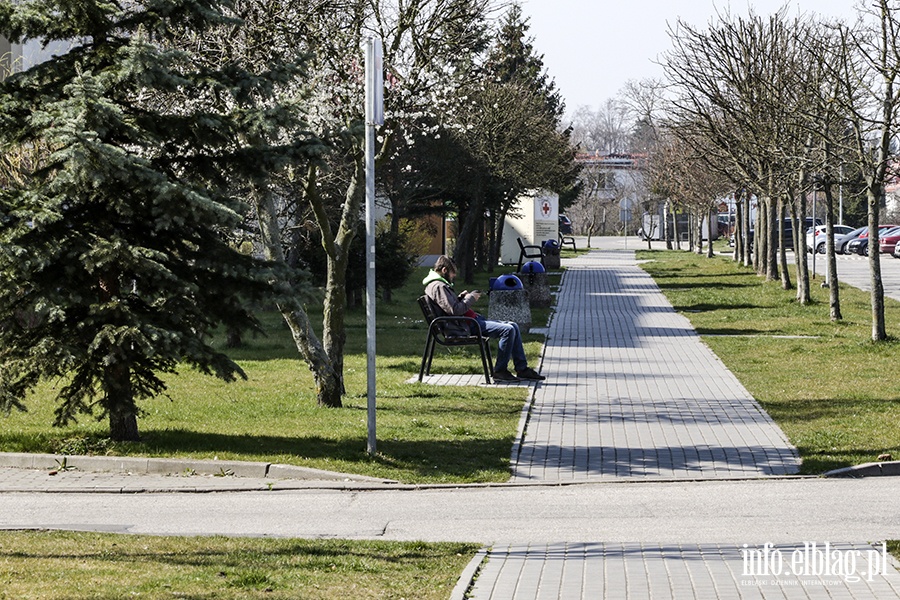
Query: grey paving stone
510 250 800 482
468 542 900 599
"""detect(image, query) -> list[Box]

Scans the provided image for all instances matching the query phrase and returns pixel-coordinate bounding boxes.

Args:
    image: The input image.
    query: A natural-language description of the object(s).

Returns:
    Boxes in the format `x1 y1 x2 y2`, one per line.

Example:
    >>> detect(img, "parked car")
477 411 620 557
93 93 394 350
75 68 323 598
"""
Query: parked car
848 237 869 256
733 217 821 250
835 226 869 254
558 214 573 234
848 225 897 256
878 226 900 254
805 224 857 254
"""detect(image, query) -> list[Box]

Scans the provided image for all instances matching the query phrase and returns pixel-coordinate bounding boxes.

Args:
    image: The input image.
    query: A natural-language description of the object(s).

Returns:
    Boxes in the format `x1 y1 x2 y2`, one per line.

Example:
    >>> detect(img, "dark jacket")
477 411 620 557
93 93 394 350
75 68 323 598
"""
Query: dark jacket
422 270 478 337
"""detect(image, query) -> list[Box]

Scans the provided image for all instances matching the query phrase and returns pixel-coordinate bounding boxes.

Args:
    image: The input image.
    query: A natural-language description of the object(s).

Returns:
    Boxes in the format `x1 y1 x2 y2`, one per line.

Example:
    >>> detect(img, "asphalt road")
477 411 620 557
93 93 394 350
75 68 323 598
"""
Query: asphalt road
2 477 898 544
804 250 900 302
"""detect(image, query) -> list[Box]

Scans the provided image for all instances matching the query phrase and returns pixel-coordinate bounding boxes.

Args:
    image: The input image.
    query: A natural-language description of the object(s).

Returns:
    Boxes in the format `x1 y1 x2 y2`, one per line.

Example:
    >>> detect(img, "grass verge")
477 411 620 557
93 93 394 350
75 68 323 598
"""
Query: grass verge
637 249 900 474
0 530 478 600
0 267 555 484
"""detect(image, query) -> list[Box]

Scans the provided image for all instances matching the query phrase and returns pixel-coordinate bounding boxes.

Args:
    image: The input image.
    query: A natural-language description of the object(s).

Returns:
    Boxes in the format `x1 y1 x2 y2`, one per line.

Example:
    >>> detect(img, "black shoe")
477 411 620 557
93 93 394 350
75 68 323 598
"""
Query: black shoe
492 369 519 382
517 367 545 381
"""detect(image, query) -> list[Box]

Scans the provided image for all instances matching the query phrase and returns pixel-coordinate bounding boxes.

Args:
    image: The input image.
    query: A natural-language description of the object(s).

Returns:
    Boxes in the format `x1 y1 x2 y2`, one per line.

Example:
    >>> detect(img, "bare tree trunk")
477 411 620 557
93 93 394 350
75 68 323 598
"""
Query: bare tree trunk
665 200 673 250
98 273 139 441
736 196 742 260
707 204 715 258
823 180 842 320
672 205 681 250
779 197 792 291
867 187 886 340
792 184 809 303
755 197 765 276
742 191 753 267
696 210 703 255
454 194 483 284
754 198 763 273
252 169 344 408
766 194 778 282
475 214 486 272
106 362 139 442
488 208 508 273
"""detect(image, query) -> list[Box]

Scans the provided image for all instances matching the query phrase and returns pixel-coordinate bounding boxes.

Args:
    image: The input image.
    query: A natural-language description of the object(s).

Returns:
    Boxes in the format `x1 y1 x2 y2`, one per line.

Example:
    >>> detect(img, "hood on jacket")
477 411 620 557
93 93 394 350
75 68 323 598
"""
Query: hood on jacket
422 269 453 287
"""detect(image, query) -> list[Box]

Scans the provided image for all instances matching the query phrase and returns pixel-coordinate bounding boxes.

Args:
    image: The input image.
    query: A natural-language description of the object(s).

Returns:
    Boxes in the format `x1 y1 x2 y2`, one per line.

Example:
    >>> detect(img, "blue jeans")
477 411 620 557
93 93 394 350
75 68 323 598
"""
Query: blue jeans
475 316 528 373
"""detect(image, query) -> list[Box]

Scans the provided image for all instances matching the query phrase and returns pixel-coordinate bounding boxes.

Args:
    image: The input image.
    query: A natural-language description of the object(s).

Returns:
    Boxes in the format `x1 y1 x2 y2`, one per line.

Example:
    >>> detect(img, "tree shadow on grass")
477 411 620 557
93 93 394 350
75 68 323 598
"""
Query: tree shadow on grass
694 327 782 336
658 281 756 291
676 303 758 313
768 396 900 421
766 397 900 474
97 429 517 481
0 532 477 571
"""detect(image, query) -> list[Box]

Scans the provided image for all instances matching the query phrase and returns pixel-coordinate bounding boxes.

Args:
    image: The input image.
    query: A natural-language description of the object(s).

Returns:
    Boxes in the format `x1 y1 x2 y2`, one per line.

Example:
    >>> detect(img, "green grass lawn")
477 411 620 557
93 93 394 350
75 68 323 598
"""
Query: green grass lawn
0 267 554 484
637 248 900 474
0 531 477 600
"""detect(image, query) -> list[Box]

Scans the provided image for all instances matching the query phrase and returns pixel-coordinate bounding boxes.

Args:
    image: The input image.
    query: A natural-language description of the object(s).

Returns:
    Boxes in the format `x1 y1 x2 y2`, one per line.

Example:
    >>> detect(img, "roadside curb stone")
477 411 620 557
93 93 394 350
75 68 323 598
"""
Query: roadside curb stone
823 460 900 478
0 452 395 484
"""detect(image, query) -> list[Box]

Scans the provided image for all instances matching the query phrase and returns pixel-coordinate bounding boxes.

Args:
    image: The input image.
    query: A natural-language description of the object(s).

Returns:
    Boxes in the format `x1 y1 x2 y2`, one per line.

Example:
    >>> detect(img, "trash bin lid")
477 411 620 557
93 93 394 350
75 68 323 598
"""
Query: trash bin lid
489 274 524 291
521 261 545 274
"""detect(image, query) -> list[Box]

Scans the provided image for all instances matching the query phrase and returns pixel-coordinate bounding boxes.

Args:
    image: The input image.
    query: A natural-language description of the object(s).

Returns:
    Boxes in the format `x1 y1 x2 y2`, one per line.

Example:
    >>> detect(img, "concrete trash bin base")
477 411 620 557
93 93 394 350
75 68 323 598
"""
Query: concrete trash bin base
522 272 551 308
487 275 531 333
519 261 551 309
541 239 561 270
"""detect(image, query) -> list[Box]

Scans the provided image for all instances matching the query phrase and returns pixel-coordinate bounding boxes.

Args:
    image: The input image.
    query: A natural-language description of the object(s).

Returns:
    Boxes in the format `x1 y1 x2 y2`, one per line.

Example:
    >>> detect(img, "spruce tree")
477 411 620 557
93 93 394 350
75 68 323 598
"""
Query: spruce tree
486 3 565 123
0 0 314 440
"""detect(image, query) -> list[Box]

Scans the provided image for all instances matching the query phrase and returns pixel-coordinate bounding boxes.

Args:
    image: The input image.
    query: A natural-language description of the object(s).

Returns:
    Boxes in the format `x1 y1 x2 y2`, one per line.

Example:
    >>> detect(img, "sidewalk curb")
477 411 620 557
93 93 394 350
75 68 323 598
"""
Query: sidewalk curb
451 547 488 600
822 460 900 478
508 268 561 472
0 452 396 484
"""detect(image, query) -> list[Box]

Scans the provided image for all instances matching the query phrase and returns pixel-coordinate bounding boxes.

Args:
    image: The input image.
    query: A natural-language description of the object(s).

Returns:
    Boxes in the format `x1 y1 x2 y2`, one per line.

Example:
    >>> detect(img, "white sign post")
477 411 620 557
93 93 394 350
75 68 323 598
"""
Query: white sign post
364 36 383 455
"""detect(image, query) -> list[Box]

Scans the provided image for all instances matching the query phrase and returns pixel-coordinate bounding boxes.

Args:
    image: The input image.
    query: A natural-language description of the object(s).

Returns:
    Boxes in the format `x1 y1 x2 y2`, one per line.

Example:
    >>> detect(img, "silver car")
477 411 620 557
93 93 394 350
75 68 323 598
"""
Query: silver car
806 224 859 254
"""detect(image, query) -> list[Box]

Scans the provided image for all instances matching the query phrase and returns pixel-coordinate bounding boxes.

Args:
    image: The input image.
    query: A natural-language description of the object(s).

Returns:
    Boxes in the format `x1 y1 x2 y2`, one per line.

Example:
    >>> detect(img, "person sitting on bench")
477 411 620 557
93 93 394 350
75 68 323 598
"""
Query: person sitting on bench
422 255 545 382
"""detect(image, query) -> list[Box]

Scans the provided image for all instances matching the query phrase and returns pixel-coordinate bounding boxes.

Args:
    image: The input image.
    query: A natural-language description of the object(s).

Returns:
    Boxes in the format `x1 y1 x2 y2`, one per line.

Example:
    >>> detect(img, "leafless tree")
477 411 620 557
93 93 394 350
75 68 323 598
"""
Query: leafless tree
824 0 900 340
188 0 498 406
662 9 841 306
568 98 631 153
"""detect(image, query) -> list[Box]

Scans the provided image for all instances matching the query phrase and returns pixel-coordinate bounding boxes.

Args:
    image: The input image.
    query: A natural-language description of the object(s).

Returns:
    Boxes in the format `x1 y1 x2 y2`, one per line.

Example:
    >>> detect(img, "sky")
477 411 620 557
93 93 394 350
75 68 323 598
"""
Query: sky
519 0 862 117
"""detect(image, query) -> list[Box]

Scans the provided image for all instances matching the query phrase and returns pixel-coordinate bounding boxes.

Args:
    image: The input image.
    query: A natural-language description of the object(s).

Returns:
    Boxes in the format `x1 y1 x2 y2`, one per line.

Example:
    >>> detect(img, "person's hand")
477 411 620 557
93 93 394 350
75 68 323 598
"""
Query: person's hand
467 290 482 302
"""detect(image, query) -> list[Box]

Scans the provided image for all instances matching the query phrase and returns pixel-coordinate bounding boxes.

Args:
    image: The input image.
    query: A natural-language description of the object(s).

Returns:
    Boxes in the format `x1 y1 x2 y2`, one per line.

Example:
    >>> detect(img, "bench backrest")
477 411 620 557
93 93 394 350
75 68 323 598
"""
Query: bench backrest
418 295 438 324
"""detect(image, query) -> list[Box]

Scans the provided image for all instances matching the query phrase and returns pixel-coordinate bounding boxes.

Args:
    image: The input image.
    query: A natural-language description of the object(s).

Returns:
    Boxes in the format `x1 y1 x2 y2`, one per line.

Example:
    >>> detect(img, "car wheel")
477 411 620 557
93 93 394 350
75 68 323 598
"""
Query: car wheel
864 245 869 256
816 243 826 254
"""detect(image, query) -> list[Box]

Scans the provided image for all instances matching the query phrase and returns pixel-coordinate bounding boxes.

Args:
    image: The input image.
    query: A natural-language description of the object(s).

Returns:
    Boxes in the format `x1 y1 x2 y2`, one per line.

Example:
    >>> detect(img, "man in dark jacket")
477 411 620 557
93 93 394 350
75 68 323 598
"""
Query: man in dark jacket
423 255 545 382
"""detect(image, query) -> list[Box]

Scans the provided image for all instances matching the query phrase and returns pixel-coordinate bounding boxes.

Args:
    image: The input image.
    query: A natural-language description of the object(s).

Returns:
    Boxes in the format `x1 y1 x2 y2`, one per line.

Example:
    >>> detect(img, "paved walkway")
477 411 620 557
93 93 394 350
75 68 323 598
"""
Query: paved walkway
470 542 900 599
511 250 799 481
469 246 899 599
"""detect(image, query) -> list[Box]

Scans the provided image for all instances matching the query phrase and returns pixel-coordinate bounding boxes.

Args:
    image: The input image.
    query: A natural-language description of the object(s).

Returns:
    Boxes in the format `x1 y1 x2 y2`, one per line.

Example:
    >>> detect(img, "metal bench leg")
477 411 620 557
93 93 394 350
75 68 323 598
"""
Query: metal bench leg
419 333 436 381
425 334 438 377
479 339 492 384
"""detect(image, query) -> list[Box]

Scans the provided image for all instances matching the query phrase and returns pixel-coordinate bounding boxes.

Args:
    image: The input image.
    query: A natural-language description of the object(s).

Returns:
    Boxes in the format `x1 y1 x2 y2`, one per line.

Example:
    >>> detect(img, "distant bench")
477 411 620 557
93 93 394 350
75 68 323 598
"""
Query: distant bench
516 238 543 271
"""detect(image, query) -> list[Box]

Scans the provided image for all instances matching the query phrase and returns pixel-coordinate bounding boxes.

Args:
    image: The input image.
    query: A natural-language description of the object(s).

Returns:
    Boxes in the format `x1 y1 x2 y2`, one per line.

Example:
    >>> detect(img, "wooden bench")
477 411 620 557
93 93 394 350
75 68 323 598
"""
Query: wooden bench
516 237 543 271
417 295 493 384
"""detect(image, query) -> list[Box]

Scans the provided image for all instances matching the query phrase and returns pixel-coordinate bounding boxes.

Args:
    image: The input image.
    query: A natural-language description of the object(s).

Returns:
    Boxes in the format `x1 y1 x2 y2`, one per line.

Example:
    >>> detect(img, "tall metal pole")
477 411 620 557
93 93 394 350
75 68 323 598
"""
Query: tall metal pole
364 37 383 455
